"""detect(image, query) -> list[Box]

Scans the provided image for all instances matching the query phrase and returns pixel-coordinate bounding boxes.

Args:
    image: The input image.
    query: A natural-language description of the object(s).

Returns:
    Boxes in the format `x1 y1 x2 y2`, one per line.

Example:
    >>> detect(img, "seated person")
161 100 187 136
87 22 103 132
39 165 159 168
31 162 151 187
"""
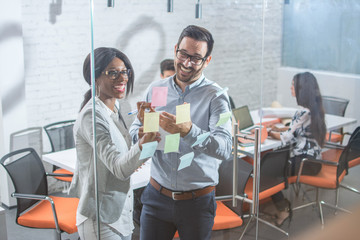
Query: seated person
267 72 327 227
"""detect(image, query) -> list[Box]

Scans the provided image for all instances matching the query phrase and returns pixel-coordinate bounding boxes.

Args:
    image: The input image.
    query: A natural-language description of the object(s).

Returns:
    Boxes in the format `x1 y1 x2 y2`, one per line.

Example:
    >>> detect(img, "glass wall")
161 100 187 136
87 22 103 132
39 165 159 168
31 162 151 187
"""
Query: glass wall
0 0 359 239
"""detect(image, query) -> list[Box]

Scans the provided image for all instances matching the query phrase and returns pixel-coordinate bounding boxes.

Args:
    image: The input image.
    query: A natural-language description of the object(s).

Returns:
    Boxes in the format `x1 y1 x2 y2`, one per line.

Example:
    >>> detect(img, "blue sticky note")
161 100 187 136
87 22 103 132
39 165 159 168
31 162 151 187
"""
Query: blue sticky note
191 132 211 147
139 141 158 160
178 152 195 171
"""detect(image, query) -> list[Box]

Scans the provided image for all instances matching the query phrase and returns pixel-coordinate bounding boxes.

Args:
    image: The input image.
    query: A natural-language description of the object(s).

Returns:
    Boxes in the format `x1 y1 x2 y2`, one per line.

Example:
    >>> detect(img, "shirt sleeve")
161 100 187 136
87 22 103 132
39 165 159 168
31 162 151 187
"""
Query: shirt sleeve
183 93 233 161
280 109 309 145
80 110 145 181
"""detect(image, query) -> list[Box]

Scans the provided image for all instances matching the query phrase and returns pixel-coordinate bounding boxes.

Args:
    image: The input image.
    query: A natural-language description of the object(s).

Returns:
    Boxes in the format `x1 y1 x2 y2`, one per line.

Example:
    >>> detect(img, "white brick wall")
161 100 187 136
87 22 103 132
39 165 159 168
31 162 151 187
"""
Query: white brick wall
20 0 283 130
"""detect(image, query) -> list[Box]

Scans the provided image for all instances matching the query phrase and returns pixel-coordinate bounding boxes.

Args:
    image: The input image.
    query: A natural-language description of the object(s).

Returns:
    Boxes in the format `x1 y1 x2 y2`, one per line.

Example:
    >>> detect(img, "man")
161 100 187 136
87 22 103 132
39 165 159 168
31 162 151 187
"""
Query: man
129 25 232 240
160 58 175 79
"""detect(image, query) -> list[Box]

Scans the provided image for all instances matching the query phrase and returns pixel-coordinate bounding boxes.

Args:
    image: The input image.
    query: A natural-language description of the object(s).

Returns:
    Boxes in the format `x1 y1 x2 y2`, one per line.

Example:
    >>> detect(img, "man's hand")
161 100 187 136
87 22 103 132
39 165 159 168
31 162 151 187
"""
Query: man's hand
159 111 192 138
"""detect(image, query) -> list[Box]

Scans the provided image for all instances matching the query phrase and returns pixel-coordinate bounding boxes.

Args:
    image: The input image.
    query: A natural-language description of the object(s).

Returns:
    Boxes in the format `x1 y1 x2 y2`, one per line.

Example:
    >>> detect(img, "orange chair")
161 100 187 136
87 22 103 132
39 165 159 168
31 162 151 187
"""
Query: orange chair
173 201 243 239
322 127 360 196
44 120 75 184
239 147 290 238
292 137 357 225
322 95 350 143
0 148 79 239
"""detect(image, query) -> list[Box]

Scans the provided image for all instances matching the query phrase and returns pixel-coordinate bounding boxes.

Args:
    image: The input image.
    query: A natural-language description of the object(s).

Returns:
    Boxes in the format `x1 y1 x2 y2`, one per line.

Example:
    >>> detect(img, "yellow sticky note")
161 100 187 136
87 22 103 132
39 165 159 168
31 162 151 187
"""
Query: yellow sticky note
143 112 159 133
176 104 191 124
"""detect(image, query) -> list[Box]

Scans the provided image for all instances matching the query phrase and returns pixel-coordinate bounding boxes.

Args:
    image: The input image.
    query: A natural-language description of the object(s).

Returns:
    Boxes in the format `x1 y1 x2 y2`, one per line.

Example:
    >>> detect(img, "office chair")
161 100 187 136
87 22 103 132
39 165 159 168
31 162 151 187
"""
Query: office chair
44 120 75 183
173 155 250 239
0 148 79 240
238 147 290 238
10 127 43 157
324 126 360 196
292 137 357 226
322 95 349 143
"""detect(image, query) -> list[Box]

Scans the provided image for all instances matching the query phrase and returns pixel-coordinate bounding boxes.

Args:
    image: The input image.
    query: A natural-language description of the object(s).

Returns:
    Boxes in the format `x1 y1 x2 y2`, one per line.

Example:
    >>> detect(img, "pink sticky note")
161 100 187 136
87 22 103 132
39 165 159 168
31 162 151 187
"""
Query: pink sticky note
151 87 168 107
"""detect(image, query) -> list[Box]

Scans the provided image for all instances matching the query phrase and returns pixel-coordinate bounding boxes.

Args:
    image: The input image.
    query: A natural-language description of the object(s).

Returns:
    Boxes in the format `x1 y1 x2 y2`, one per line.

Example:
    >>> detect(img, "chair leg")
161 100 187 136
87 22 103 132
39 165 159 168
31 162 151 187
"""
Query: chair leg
239 214 289 240
340 184 360 195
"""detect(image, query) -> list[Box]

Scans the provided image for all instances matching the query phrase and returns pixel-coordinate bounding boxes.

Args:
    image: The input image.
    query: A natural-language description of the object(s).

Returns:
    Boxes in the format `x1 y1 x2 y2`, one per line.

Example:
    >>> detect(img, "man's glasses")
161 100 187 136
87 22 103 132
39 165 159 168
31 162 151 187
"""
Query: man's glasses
102 69 131 80
176 49 207 66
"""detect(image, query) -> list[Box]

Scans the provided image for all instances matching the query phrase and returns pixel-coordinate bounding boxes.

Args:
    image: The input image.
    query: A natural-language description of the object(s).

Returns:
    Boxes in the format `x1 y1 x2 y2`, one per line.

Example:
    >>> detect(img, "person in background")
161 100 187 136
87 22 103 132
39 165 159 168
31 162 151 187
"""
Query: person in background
160 58 175 79
268 71 326 227
130 25 232 240
69 47 159 240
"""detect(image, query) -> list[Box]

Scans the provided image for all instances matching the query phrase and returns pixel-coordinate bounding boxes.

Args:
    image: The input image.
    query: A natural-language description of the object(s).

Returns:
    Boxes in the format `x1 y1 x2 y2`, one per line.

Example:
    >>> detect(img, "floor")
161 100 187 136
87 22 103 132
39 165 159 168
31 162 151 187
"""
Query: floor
2 165 360 240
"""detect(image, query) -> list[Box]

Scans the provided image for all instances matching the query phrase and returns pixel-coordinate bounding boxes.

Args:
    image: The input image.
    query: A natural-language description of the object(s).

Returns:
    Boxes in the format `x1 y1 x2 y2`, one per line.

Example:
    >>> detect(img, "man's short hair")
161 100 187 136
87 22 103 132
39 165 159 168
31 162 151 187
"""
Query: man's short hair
160 59 175 75
176 25 214 57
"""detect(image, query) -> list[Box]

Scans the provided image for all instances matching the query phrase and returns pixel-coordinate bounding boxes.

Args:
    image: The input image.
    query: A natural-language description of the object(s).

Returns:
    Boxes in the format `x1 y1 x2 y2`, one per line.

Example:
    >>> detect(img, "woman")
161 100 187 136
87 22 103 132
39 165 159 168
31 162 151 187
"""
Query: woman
69 47 159 240
268 72 326 226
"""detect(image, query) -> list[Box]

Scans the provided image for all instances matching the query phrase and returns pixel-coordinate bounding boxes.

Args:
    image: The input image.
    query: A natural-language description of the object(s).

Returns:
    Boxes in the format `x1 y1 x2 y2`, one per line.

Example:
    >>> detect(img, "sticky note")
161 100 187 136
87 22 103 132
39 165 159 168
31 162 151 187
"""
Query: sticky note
191 132 211 147
176 104 191 124
139 141 158 160
178 152 194 171
216 111 232 126
151 87 168 107
164 133 180 153
143 112 160 133
216 87 229 97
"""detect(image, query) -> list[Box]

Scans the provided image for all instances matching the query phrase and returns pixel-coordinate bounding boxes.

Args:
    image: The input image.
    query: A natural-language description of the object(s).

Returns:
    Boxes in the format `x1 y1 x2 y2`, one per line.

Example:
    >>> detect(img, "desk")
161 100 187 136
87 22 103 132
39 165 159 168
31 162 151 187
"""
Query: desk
251 109 357 131
236 110 358 158
42 149 151 190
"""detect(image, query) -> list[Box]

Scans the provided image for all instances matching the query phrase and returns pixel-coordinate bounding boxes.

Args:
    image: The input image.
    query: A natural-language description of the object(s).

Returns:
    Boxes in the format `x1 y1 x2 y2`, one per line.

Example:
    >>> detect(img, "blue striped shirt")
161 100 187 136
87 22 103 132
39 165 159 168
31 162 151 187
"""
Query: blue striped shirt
129 74 232 191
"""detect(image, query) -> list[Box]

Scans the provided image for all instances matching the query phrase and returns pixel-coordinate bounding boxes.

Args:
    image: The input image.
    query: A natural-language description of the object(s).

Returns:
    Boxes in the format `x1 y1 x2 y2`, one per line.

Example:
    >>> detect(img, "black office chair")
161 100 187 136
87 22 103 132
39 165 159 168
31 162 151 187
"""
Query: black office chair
217 146 291 239
322 95 349 143
0 148 78 240
10 127 43 157
44 120 75 183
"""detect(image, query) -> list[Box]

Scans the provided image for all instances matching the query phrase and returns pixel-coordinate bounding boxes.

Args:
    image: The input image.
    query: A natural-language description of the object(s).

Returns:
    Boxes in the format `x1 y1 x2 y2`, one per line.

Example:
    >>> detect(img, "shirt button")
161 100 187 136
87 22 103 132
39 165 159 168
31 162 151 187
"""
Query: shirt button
172 184 175 188
172 168 176 171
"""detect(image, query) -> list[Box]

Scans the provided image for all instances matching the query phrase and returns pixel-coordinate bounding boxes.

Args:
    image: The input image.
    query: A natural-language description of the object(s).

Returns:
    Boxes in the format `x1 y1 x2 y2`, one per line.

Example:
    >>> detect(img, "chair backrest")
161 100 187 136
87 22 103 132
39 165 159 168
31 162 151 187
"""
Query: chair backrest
343 129 360 172
44 120 75 152
322 95 349 117
259 147 290 192
10 127 43 157
0 148 48 219
217 156 253 216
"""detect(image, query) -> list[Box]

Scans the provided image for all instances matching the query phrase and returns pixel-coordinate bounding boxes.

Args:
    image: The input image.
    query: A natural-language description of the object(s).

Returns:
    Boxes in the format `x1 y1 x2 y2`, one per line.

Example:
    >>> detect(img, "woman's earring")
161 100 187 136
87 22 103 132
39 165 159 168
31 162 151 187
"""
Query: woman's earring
95 85 101 97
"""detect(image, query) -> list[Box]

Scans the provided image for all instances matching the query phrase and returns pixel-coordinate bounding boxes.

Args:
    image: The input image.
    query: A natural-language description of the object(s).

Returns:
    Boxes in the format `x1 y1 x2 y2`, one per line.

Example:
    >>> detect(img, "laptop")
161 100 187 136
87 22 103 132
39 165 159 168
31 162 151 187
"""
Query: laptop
232 105 267 145
232 105 256 132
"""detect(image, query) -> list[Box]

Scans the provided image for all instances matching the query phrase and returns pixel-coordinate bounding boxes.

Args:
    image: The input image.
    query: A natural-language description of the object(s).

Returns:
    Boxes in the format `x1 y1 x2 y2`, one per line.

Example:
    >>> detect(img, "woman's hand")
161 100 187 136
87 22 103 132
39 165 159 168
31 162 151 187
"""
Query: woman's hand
136 101 155 124
138 131 161 150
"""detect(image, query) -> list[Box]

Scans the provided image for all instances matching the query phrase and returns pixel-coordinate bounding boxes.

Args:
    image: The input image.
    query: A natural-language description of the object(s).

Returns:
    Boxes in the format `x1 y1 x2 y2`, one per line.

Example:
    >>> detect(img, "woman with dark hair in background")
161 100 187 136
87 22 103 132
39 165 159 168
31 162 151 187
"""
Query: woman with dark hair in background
69 47 159 240
268 72 326 226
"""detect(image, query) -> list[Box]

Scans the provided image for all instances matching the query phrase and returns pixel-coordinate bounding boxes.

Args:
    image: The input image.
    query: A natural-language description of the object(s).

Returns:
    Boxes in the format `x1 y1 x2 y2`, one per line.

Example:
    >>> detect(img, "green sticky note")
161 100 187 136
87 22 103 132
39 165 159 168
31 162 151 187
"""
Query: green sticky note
216 111 232 126
143 112 159 133
164 133 180 153
139 141 158 160
176 104 191 124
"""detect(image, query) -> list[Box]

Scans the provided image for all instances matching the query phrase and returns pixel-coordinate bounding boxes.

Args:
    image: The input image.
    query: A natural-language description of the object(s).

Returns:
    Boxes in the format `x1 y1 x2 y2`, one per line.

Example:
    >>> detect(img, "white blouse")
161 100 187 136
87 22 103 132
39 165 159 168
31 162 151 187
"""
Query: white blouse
280 107 322 159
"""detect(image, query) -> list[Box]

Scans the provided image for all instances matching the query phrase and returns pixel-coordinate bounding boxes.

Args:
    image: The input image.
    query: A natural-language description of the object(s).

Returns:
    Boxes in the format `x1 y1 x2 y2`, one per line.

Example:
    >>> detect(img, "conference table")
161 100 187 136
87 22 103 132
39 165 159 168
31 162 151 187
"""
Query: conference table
42 149 151 190
42 111 357 189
